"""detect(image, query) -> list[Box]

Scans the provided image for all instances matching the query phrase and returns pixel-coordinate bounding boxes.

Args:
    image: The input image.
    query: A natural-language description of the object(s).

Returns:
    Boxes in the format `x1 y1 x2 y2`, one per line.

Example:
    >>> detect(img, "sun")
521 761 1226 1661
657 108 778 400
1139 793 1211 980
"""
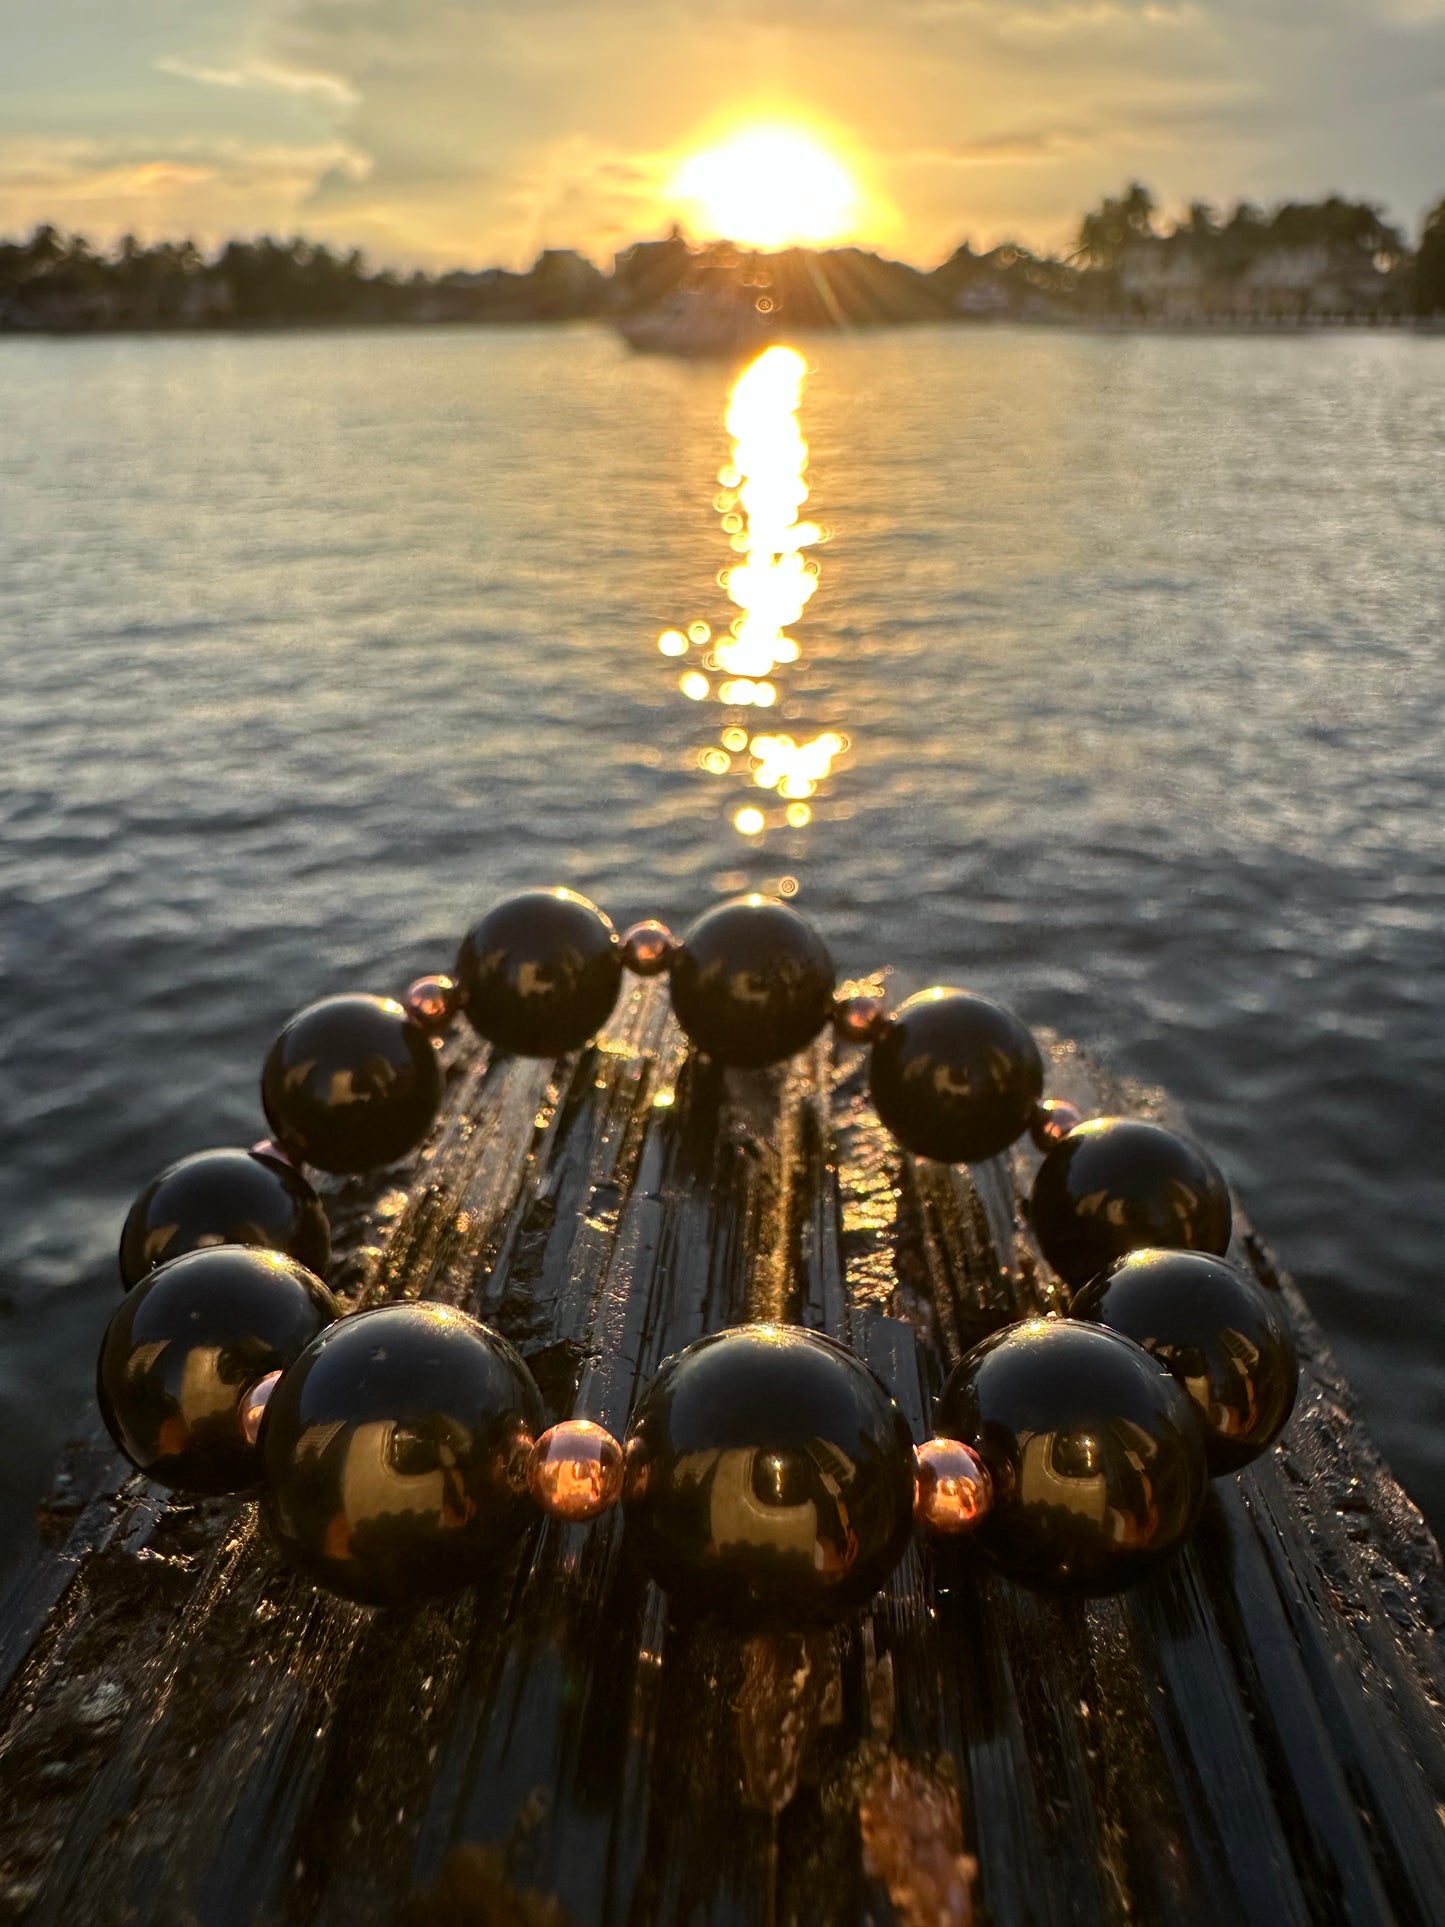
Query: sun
667 125 862 250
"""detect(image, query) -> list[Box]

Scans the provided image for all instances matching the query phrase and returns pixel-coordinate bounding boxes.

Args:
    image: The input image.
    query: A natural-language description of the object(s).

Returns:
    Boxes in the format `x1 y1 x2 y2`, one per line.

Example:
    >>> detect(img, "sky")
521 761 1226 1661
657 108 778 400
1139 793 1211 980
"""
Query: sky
3 0 1444 268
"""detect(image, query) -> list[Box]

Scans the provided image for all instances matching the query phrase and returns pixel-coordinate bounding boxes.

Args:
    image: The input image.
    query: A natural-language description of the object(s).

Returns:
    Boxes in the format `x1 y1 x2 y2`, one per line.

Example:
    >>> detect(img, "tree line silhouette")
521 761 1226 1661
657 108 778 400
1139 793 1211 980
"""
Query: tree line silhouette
2 184 1442 332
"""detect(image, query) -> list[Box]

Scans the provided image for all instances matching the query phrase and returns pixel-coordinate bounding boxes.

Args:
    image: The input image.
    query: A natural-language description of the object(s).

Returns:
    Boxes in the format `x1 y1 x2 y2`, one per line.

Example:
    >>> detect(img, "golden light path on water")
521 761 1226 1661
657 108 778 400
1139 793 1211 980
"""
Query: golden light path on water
658 345 846 839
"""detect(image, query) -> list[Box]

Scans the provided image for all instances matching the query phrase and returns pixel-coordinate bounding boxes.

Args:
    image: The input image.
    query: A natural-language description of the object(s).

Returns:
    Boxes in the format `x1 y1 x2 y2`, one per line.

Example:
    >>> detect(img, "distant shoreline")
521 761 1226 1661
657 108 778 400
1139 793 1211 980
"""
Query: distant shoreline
2 312 1441 342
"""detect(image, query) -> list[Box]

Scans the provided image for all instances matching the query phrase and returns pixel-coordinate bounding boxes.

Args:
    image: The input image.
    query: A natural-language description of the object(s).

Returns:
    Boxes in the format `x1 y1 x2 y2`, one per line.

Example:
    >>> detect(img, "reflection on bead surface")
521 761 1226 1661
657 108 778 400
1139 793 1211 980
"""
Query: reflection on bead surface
1072 1249 1298 1474
261 994 444 1175
869 988 1044 1164
832 991 890 1046
404 974 461 1032
97 1248 338 1493
456 888 622 1057
669 897 835 1068
623 1324 914 1622
1029 1098 1083 1152
528 1420 625 1520
936 1317 1208 1593
1030 1118 1232 1288
913 1438 993 1534
620 921 678 977
260 1302 544 1606
119 1146 332 1289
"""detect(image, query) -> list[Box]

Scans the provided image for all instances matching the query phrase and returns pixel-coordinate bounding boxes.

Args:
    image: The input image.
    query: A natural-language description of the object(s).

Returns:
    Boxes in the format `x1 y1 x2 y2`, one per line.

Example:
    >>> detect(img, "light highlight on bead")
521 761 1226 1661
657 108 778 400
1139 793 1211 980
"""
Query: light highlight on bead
913 1438 993 1534
528 1420 625 1521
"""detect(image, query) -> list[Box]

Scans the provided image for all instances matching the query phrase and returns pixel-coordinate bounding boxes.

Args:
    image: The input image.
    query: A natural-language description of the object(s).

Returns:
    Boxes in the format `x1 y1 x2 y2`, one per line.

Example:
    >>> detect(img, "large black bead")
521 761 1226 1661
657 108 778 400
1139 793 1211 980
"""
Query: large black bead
1072 1249 1298 1475
1030 1117 1231 1289
936 1317 1208 1594
260 1303 544 1606
669 897 835 1068
623 1324 915 1623
261 993 444 1175
455 887 622 1058
119 1146 331 1289
97 1248 338 1494
869 988 1044 1164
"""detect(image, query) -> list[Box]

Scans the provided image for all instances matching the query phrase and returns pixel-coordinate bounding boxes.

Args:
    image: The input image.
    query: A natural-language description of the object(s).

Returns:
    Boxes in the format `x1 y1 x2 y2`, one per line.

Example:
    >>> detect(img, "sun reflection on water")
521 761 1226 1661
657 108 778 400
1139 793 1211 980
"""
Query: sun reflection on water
658 344 847 839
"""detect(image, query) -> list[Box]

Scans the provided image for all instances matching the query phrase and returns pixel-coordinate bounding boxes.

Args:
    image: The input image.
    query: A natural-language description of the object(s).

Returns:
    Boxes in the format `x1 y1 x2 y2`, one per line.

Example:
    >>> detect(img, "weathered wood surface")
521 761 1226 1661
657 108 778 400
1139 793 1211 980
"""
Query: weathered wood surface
1 976 1443 1927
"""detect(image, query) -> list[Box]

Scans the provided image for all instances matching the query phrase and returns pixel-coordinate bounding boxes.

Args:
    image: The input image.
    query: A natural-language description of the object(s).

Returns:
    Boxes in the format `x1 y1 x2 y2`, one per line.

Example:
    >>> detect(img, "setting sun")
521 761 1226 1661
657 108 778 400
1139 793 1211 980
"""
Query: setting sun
668 126 862 249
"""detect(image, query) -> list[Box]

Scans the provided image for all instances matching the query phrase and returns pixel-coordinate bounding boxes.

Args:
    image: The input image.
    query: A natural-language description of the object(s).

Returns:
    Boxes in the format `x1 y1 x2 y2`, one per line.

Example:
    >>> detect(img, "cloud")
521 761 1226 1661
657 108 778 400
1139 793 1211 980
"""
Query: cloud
7 0 1445 260
0 135 370 241
156 55 360 108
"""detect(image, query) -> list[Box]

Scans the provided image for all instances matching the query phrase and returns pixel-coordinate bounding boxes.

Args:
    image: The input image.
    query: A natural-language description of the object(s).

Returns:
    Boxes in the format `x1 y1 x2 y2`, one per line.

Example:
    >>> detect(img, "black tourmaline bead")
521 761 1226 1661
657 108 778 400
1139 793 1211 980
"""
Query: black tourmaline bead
936 1317 1208 1594
1030 1117 1232 1289
261 993 444 1175
1072 1248 1298 1475
260 1303 544 1606
623 1324 915 1623
455 887 622 1057
97 1247 338 1494
668 897 835 1068
118 1146 331 1289
868 988 1044 1164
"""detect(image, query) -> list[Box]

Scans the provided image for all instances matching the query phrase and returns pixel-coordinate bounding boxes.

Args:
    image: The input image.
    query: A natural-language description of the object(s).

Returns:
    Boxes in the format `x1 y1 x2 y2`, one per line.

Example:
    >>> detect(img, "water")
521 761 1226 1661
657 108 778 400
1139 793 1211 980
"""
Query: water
1 323 1442 1575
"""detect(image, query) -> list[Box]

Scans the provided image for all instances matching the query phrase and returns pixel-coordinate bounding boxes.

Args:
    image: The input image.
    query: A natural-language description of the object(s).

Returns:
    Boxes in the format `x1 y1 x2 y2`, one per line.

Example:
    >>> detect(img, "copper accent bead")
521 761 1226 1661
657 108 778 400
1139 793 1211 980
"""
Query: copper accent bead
240 1370 283 1448
1030 1117 1232 1289
404 973 461 1032
96 1248 338 1494
1072 1248 1298 1474
528 1420 625 1521
831 992 890 1046
913 1438 993 1534
455 887 623 1058
620 921 679 977
118 1146 331 1289
669 896 836 1068
1029 1098 1083 1151
261 993 444 1175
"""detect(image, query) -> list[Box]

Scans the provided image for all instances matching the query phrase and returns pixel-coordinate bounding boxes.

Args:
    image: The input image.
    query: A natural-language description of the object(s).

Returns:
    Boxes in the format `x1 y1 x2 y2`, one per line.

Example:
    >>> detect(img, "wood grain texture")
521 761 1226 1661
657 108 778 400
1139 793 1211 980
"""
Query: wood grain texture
1 980 1442 1927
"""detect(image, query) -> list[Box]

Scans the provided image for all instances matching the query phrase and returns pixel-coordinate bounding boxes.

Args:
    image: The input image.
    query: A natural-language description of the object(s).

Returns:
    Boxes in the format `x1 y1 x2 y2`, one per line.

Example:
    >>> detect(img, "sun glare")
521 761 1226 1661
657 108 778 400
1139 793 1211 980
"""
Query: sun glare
668 126 861 249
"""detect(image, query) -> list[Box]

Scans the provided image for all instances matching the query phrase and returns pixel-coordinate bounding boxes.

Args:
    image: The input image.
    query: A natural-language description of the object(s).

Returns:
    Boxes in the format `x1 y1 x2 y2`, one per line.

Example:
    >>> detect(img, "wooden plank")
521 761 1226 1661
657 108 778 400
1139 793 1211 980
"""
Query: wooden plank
0 984 1442 1927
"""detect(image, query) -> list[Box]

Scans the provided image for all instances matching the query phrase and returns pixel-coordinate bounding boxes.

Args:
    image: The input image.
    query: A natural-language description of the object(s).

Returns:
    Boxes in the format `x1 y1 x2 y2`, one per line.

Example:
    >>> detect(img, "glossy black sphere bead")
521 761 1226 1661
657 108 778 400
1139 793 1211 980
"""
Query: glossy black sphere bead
97 1248 338 1494
1072 1249 1298 1474
1030 1117 1232 1289
260 1303 544 1607
623 1324 915 1623
261 993 444 1175
455 887 622 1057
936 1317 1208 1594
868 988 1044 1165
668 897 835 1068
118 1146 331 1289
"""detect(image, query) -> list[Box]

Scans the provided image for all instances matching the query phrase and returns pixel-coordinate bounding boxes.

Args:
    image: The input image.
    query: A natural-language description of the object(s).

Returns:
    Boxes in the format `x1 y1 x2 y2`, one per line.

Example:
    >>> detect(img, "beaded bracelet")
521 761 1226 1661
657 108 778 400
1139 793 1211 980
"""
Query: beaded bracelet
98 887 1298 1614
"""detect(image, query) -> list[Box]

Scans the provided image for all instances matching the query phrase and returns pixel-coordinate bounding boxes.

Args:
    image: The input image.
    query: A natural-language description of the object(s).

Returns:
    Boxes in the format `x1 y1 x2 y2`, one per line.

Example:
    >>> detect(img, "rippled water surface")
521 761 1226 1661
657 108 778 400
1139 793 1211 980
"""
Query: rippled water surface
1 323 1442 1571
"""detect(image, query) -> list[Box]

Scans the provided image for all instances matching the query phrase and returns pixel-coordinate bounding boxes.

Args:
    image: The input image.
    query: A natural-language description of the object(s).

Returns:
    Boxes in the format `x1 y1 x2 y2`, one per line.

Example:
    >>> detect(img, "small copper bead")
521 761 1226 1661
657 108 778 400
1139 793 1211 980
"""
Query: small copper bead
620 921 679 978
240 1370 283 1448
832 991 890 1046
1029 1098 1084 1152
913 1438 993 1535
250 1137 297 1168
528 1420 625 1521
404 973 462 1032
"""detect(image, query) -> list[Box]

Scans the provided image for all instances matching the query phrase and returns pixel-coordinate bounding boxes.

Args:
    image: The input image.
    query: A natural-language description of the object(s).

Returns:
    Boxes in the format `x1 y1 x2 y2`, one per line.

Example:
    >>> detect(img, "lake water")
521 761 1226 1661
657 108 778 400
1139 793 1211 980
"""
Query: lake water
1 322 1442 1574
